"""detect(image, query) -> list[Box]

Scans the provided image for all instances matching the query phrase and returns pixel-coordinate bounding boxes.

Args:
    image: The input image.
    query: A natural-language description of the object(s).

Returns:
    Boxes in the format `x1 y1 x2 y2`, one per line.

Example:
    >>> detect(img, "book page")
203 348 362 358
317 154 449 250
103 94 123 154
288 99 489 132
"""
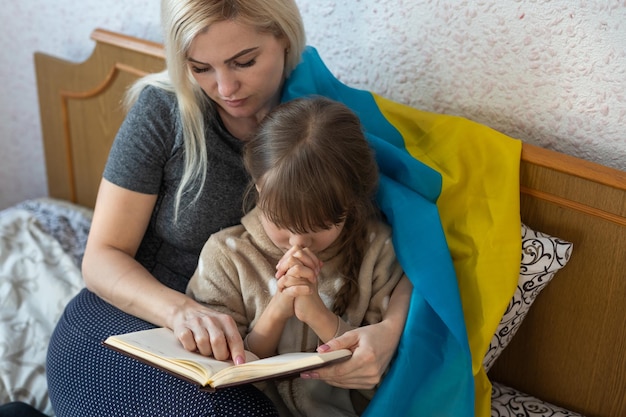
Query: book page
210 349 352 388
104 327 258 383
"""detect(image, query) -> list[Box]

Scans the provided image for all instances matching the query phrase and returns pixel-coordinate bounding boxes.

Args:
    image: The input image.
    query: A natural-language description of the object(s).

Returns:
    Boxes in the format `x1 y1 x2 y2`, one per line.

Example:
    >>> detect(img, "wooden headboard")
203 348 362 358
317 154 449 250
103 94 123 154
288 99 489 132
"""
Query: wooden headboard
35 28 626 417
35 29 165 208
491 145 626 416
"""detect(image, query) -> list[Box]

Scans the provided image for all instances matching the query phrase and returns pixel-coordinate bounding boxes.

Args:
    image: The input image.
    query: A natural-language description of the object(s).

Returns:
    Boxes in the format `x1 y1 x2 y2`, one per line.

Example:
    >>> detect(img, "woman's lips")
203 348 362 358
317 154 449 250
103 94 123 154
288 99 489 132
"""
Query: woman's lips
223 98 246 108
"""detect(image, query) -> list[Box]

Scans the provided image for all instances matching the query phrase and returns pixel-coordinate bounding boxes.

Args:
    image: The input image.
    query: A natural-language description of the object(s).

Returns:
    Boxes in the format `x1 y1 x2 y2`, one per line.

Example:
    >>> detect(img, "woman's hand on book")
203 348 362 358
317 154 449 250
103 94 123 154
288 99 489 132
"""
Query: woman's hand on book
300 323 392 389
172 303 246 364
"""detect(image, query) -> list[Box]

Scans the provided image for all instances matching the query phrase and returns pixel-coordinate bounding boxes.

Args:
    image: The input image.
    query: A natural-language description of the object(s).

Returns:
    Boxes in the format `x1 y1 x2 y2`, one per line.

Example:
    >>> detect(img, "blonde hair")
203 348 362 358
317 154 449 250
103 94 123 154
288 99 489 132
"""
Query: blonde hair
124 0 306 218
244 97 380 316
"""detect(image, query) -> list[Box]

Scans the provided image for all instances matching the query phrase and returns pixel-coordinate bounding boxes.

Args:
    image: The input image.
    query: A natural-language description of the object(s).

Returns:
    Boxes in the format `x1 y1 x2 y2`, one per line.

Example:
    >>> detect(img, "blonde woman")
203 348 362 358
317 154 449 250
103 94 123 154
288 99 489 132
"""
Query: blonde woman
46 1 409 416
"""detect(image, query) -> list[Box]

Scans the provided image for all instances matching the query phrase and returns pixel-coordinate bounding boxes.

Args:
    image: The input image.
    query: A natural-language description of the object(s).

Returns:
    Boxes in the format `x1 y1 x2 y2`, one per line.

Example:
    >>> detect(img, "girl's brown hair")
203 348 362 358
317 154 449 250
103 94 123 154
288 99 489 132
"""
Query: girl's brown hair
244 97 379 316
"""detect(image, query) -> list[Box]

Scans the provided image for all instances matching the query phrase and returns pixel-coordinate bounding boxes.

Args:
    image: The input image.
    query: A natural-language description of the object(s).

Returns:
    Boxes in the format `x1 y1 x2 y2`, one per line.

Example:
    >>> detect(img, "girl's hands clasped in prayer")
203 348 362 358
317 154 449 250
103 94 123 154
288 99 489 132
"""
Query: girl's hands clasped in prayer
275 245 344 344
275 245 323 319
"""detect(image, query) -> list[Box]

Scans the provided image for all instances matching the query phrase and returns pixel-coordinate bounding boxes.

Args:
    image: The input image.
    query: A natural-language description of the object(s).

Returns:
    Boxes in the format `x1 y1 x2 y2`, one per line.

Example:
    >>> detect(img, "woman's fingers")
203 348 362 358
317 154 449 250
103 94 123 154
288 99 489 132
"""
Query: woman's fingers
174 311 244 362
176 326 198 352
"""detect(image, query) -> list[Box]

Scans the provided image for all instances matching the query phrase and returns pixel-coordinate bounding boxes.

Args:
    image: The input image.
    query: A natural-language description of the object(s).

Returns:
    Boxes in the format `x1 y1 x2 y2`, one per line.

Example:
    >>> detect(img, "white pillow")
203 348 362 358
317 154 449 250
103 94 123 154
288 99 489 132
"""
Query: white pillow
483 223 573 371
491 381 584 416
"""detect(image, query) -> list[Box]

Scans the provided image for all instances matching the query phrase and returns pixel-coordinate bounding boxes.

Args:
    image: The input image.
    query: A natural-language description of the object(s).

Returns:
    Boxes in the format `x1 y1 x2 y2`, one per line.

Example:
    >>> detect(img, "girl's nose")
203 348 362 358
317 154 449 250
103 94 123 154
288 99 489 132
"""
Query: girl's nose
289 233 311 249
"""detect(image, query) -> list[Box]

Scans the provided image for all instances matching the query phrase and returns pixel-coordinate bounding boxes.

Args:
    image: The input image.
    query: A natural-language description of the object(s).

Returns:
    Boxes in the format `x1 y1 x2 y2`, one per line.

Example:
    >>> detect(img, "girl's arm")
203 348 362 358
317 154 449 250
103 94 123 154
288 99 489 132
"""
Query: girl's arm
250 276 346 355
83 179 244 362
247 245 340 356
246 248 325 357
277 246 340 343
244 295 292 358
293 291 340 344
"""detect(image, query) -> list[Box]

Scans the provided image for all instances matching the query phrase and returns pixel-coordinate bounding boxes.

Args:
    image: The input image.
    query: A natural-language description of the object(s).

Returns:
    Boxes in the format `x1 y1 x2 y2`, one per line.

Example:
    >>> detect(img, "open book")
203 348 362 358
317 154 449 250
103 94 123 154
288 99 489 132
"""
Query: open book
103 327 352 390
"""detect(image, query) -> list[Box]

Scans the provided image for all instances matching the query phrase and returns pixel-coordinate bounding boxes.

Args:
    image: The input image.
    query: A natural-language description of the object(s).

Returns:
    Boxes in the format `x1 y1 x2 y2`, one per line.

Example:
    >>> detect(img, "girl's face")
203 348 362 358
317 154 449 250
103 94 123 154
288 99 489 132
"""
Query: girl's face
187 20 288 134
260 213 345 254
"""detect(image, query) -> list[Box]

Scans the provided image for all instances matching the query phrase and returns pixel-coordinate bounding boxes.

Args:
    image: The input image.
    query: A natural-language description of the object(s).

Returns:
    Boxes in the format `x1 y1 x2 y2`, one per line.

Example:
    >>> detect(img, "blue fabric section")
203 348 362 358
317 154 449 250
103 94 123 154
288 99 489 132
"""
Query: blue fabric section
367 134 441 224
372 176 474 416
282 47 474 416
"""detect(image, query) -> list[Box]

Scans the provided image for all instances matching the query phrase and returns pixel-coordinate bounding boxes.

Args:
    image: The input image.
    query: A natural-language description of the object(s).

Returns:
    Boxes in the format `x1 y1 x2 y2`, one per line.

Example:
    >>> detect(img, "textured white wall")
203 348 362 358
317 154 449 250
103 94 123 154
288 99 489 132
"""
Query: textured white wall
0 0 161 210
300 1 626 169
1 0 625 209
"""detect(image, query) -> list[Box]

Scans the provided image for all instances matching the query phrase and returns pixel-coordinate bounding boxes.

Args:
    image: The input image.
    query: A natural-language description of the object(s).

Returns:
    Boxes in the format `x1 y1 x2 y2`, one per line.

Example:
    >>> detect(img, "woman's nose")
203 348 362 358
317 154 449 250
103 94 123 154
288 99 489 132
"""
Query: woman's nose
216 71 239 98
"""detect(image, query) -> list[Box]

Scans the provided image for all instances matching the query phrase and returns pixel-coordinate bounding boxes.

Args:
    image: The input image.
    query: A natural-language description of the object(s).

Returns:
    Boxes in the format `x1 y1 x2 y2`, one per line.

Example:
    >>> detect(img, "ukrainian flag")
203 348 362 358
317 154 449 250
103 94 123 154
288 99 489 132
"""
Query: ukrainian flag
283 47 521 416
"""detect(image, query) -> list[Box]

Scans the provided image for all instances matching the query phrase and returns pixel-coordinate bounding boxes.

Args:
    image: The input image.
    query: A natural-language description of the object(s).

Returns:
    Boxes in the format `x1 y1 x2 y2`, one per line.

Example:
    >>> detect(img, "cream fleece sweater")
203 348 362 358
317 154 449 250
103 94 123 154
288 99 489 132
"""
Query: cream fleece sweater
187 207 405 417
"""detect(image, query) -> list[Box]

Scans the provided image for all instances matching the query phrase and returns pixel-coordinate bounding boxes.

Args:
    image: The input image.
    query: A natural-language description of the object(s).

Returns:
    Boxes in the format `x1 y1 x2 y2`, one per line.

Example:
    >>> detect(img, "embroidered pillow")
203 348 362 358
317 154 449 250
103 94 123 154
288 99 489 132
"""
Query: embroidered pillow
483 223 573 371
491 381 584 416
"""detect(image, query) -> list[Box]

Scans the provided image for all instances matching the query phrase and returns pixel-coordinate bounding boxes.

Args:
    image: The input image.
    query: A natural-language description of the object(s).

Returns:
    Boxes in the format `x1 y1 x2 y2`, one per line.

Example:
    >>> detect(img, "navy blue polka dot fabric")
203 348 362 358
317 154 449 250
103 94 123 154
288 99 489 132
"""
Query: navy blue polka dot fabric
46 289 278 417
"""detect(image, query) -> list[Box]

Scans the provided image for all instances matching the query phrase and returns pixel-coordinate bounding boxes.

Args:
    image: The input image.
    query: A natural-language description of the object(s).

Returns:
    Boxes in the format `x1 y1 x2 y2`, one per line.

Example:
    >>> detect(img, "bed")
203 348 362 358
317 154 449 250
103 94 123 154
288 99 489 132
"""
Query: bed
1 28 624 417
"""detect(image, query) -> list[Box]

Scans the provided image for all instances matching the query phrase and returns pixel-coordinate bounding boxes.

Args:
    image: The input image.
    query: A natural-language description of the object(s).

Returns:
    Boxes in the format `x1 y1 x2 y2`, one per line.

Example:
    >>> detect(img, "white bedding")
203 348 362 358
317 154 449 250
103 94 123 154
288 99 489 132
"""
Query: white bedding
491 382 584 417
0 199 90 414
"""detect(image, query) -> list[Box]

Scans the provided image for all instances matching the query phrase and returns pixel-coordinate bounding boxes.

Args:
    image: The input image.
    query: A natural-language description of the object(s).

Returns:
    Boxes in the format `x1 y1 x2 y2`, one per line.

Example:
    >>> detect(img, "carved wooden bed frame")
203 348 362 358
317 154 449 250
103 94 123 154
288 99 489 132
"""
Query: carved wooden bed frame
35 29 626 417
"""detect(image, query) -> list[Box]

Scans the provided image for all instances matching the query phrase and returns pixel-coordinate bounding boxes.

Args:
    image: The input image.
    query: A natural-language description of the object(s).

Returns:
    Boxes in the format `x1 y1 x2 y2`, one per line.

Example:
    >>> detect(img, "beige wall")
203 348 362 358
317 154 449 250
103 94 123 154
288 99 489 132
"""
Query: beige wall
1 0 625 209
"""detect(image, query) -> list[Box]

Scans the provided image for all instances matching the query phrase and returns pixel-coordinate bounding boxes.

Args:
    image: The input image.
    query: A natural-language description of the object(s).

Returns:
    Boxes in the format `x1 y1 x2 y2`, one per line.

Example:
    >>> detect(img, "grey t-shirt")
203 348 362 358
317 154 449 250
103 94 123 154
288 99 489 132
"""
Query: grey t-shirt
103 86 249 292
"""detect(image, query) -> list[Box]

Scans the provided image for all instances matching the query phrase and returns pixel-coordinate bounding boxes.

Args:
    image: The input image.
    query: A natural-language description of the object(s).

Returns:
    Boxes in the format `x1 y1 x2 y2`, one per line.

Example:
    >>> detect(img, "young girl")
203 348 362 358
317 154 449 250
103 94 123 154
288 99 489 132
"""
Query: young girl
187 97 409 417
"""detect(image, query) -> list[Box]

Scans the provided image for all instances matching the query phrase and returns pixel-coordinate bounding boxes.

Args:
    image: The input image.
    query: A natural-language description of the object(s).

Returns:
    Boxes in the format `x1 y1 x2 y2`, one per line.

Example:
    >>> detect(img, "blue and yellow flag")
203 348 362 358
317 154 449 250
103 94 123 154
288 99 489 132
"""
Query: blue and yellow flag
283 47 522 416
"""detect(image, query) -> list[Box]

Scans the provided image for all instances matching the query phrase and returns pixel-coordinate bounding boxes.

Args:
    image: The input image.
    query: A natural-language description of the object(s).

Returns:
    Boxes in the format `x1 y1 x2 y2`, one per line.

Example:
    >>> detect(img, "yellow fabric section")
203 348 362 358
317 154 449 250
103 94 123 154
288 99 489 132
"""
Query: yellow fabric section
373 94 522 416
474 368 493 417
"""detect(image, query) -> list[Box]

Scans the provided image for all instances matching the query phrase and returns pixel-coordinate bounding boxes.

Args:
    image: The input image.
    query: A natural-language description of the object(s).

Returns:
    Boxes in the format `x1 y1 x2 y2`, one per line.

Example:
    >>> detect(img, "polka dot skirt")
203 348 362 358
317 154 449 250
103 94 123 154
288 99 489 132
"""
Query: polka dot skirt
46 289 278 417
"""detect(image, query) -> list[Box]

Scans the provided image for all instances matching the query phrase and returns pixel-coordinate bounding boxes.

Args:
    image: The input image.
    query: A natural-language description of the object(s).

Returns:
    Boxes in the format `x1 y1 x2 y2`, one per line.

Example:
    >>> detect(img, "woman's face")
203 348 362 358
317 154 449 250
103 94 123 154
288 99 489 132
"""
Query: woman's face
187 20 288 132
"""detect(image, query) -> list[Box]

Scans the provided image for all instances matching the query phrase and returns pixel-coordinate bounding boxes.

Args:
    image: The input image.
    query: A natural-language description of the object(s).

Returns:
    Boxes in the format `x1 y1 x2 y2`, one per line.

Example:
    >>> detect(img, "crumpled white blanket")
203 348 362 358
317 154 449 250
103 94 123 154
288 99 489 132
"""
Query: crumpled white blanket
0 199 90 415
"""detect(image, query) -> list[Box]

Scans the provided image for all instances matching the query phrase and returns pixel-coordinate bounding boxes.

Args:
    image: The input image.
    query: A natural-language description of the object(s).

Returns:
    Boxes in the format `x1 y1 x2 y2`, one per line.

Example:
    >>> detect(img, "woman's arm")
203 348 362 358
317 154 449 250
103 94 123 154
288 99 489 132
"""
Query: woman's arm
301 275 412 389
83 179 244 362
83 179 167 323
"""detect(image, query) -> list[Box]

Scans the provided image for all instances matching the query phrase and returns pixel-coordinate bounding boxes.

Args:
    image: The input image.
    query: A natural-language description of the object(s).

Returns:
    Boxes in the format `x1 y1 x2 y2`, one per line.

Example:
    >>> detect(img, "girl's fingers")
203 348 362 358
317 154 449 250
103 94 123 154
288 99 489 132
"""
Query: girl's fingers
277 272 312 290
275 246 301 277
279 264 318 287
276 246 300 271
281 283 315 297
276 246 322 279
294 247 322 275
